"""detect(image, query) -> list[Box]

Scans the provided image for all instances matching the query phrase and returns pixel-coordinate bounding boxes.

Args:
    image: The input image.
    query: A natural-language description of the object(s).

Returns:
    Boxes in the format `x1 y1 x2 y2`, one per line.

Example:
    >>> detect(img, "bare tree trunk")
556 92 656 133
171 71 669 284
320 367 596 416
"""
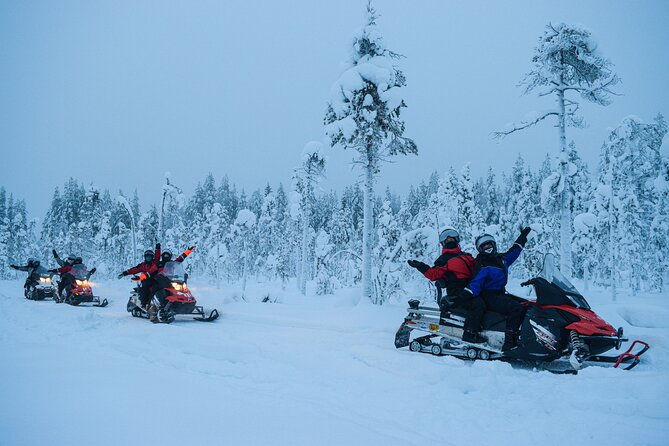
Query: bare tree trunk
299 214 309 295
608 172 617 302
557 87 572 278
362 163 375 303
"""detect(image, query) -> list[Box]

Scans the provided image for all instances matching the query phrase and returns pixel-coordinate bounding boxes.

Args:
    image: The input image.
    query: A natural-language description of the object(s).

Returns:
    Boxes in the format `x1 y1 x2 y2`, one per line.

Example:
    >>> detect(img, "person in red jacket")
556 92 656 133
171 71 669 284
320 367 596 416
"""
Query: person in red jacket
50 251 77 298
408 228 486 343
147 246 196 322
118 242 161 308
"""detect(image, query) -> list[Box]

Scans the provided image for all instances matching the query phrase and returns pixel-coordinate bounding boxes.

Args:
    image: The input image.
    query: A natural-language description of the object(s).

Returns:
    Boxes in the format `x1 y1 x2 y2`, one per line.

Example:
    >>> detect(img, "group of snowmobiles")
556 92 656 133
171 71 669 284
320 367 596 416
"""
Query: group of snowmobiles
11 256 108 307
8 238 648 372
395 252 649 373
10 247 218 325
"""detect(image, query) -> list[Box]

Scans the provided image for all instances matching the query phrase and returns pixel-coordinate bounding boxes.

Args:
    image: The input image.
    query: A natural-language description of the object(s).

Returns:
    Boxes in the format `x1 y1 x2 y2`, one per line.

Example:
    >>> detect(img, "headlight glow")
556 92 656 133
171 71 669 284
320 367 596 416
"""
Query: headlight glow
39 277 51 283
171 282 188 291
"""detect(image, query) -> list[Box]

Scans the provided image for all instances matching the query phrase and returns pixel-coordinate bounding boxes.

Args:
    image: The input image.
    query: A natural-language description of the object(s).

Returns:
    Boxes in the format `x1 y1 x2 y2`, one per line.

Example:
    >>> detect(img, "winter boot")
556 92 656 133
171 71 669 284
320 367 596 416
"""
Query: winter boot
148 304 158 323
502 330 518 351
462 329 486 344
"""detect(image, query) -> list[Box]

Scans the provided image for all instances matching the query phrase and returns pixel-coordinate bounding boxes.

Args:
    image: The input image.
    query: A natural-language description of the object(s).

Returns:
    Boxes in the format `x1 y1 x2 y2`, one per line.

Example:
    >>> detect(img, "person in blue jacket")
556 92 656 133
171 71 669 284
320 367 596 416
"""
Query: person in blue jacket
458 227 532 351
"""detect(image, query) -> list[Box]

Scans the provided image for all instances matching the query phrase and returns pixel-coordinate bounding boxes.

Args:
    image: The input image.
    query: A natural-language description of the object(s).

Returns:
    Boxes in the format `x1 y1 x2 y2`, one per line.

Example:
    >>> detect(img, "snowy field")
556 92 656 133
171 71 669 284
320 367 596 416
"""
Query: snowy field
1 278 668 446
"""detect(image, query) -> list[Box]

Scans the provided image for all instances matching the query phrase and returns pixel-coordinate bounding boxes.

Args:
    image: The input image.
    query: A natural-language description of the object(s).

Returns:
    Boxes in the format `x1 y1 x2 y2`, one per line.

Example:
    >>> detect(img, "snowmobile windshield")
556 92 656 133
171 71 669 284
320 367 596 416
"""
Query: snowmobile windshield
69 264 89 280
539 254 590 310
35 265 51 277
160 261 185 282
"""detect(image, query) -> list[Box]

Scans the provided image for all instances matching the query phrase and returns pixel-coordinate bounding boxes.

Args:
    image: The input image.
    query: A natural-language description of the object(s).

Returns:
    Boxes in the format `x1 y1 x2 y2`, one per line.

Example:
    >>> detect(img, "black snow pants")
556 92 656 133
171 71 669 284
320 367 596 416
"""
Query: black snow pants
138 278 156 308
58 273 75 297
467 292 525 333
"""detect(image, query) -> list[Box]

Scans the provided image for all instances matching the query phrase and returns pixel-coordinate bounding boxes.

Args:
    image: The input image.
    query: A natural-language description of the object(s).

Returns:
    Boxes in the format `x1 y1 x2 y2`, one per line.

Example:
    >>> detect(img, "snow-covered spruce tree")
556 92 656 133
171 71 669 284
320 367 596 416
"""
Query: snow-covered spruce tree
324 3 416 304
0 188 9 278
228 209 256 300
650 157 669 291
205 202 230 287
476 167 500 228
315 229 336 295
495 23 619 277
456 163 483 253
292 142 326 295
373 199 403 302
573 212 596 290
593 115 667 298
256 186 283 281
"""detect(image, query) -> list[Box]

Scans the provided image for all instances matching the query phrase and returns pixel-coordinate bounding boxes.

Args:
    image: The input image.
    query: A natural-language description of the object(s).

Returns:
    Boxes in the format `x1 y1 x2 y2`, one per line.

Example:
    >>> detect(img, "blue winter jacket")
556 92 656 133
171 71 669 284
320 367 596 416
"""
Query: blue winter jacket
466 243 523 297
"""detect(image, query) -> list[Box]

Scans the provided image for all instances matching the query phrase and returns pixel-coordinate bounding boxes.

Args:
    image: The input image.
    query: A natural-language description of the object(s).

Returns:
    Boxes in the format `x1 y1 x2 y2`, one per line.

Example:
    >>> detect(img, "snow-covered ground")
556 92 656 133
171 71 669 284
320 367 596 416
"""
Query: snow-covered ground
1 278 667 446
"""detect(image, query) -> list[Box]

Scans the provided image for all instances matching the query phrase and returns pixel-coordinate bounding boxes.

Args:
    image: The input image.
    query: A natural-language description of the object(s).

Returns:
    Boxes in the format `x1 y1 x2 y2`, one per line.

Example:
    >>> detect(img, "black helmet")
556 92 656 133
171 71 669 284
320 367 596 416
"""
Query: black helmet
74 257 83 264
65 255 77 265
144 250 154 263
439 228 460 249
27 258 39 268
161 251 172 263
475 234 497 255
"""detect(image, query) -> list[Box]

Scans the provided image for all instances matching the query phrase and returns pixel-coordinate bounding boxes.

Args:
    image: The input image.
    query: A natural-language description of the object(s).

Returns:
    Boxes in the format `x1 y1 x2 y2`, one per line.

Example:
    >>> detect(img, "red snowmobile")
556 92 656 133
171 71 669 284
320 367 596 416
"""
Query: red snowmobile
395 254 649 372
56 264 108 307
126 261 218 323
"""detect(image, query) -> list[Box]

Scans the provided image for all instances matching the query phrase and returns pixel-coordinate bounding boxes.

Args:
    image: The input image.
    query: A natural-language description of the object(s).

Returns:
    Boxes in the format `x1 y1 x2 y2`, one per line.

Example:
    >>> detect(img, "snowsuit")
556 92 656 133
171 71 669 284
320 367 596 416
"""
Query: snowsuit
421 247 476 297
463 233 528 338
10 263 40 292
153 246 195 307
419 247 483 333
120 243 161 307
52 265 74 298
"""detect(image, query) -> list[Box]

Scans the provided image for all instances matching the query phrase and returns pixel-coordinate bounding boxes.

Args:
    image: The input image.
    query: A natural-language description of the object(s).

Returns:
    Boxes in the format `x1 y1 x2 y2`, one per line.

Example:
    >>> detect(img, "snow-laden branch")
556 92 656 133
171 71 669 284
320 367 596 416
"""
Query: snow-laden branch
493 110 559 140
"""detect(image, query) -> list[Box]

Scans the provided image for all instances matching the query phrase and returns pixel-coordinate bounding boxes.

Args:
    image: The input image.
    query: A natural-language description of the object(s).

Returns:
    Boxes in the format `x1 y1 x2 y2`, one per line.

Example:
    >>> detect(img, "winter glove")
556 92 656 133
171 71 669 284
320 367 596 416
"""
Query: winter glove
10 264 18 269
117 272 127 280
455 289 474 304
514 226 532 248
52 249 59 258
89 267 96 275
188 246 196 252
407 260 430 274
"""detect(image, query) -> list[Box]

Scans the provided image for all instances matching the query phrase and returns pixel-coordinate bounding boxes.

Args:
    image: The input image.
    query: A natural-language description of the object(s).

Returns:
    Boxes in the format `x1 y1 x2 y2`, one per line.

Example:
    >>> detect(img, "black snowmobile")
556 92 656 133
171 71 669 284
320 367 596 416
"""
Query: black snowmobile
24 265 57 301
395 254 649 372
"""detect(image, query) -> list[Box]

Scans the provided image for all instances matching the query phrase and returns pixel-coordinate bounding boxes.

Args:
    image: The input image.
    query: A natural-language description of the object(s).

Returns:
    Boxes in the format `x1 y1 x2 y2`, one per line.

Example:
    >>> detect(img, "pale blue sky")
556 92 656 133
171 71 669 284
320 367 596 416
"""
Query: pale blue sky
1 0 667 216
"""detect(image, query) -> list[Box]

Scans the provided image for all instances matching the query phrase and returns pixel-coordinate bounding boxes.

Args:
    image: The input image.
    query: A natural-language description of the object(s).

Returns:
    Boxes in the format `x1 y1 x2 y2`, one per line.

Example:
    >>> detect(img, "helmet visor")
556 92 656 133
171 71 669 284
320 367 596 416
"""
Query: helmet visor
439 229 460 244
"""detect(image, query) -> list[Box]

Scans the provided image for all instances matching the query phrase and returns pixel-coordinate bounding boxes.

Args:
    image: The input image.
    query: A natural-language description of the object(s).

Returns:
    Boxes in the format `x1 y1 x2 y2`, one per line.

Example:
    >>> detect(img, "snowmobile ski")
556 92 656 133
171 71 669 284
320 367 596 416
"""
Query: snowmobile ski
193 308 219 322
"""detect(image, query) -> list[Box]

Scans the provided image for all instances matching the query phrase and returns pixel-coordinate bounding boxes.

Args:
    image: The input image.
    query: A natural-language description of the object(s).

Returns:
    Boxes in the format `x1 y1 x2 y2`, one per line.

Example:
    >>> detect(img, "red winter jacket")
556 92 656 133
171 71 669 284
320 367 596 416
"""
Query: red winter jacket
422 247 476 296
54 265 73 275
122 243 161 279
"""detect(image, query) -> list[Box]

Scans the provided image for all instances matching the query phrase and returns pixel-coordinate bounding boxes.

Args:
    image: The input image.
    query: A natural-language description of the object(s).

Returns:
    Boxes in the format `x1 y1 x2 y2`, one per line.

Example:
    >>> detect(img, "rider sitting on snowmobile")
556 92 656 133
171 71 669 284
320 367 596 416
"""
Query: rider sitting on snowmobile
50 251 96 297
407 228 483 343
458 227 532 351
117 242 161 308
148 246 195 322
10 259 44 292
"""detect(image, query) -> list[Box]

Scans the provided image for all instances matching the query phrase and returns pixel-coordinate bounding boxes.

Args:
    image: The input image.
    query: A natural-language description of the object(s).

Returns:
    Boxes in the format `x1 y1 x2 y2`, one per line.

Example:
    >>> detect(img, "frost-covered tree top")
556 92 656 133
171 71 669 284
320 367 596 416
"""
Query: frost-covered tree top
324 2 416 171
523 23 619 105
495 22 620 140
599 114 667 181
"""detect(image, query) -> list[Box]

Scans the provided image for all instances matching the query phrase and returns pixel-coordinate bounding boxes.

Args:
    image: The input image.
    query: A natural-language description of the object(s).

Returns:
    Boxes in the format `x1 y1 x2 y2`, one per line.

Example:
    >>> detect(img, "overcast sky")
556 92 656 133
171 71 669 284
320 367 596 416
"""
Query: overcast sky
1 0 668 217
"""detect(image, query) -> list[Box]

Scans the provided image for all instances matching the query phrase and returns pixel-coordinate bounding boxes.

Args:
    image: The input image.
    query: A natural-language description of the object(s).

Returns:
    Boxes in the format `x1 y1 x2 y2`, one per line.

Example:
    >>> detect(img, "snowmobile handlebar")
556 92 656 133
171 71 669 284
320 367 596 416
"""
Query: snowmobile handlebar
520 279 535 287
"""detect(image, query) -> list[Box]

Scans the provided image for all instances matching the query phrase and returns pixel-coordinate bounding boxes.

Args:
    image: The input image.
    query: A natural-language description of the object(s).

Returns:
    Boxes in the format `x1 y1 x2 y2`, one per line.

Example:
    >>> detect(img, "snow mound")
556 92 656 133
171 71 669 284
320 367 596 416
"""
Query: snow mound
617 305 669 328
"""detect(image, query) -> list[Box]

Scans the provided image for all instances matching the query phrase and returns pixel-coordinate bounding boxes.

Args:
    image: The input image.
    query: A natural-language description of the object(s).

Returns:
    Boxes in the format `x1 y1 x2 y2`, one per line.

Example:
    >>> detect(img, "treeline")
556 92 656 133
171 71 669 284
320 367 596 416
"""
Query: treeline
2 113 667 300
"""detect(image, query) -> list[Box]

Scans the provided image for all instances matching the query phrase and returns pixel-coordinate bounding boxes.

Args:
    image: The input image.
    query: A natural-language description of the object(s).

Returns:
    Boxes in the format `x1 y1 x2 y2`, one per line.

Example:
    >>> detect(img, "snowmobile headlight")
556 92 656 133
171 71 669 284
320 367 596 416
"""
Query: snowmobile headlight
76 280 89 286
172 282 187 291
39 277 51 283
